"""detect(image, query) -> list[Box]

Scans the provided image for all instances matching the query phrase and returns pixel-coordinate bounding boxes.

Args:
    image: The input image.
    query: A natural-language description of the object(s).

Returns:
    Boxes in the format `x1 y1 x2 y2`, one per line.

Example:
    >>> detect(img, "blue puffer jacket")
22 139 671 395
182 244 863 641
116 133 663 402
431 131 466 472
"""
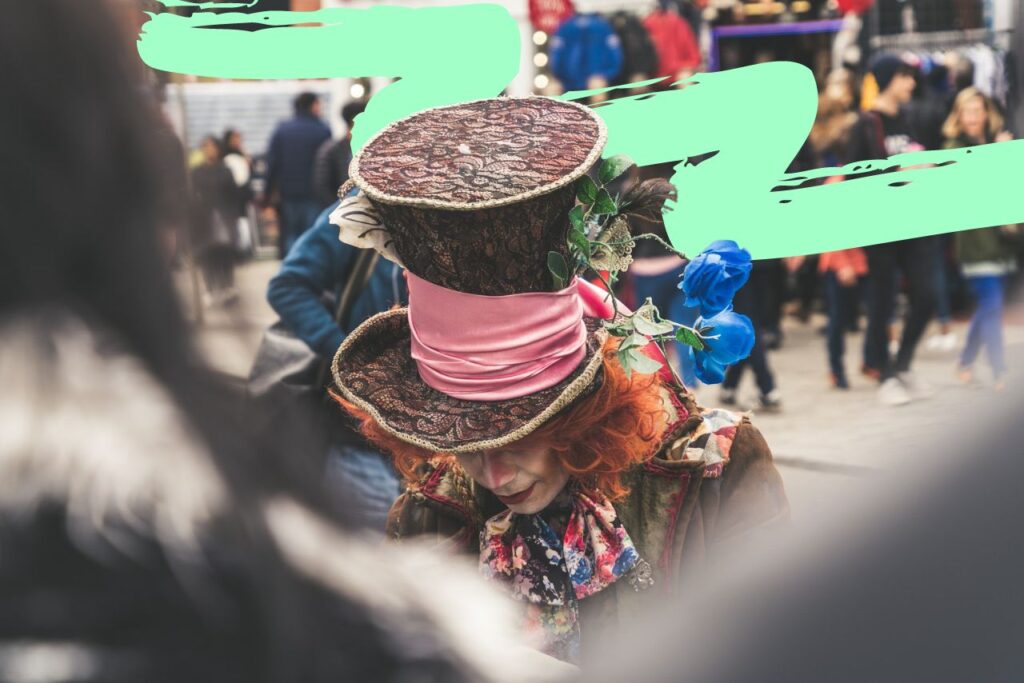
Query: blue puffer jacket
548 13 624 93
267 201 407 359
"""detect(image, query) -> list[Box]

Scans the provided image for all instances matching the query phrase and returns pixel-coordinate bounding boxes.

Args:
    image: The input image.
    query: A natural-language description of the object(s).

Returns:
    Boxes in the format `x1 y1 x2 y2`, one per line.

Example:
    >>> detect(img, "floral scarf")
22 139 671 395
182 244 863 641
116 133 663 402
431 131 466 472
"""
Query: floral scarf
479 485 648 661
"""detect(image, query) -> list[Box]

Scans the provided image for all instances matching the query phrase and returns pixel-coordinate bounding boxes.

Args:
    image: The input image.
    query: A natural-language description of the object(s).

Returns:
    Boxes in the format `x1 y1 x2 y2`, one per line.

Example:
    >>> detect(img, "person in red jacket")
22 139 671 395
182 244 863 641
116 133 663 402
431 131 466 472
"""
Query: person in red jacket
643 3 701 84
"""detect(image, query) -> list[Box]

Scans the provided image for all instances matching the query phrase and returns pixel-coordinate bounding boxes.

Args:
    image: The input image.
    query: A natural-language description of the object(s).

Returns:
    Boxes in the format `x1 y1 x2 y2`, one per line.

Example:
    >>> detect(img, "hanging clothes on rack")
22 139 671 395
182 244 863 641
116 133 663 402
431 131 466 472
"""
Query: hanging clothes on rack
549 13 624 93
608 10 659 85
529 0 576 36
643 5 701 82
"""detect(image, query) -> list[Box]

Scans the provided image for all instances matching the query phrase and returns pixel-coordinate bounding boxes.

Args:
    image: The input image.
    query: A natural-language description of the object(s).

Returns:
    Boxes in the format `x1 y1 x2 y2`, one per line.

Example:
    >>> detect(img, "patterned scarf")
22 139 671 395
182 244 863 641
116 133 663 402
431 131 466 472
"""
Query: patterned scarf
479 485 643 661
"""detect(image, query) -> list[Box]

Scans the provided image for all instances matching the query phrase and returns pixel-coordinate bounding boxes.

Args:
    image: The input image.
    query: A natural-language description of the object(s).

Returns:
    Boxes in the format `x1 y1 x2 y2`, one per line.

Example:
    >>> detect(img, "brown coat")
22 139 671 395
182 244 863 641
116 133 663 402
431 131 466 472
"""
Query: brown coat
386 389 789 658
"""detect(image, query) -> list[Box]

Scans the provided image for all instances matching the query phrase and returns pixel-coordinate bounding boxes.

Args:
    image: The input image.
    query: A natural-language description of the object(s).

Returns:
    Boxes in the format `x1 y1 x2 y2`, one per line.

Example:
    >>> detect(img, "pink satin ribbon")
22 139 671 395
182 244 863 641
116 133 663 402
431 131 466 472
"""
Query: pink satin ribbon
407 273 622 401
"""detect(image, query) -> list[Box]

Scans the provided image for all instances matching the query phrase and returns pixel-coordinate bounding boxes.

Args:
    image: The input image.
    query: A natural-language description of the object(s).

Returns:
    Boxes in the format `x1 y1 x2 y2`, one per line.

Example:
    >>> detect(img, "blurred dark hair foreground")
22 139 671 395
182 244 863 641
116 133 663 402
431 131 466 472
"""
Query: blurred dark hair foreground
0 3 565 682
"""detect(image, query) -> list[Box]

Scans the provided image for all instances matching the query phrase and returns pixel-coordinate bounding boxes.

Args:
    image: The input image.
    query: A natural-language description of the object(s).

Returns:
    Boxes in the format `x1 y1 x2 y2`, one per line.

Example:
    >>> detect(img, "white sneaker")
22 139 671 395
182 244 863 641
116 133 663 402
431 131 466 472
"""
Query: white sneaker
879 377 912 406
938 333 958 353
897 371 934 400
889 339 901 357
926 332 957 353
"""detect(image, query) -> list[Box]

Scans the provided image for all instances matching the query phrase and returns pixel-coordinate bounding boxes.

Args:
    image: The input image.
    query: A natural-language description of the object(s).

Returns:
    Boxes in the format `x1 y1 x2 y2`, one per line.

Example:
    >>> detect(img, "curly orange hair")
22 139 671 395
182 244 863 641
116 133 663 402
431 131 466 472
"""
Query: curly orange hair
333 339 670 501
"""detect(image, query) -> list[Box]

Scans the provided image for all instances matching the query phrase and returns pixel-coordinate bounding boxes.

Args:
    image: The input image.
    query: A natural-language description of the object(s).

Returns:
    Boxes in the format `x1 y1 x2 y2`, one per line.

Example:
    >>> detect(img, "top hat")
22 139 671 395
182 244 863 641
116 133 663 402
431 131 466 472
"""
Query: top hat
331 97 612 453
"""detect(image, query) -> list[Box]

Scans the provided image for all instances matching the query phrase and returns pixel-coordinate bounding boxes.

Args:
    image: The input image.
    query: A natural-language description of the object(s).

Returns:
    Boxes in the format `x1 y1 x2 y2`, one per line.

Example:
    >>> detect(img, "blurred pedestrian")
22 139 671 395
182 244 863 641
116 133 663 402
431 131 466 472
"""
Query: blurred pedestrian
191 135 240 306
819 248 868 388
222 127 254 258
846 53 937 406
313 100 365 210
944 87 1016 390
1 3 570 681
720 260 783 412
265 92 331 257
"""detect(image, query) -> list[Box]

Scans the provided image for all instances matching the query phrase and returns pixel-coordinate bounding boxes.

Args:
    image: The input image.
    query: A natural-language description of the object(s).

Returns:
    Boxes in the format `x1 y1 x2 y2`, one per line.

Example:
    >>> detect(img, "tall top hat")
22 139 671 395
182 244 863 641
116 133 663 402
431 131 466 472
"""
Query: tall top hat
331 97 614 453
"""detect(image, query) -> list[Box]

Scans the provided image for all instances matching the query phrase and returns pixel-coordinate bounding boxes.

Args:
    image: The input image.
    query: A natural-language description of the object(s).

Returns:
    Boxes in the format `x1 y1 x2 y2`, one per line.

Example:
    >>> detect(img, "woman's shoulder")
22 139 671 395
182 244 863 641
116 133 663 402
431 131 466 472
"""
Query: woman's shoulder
641 386 758 478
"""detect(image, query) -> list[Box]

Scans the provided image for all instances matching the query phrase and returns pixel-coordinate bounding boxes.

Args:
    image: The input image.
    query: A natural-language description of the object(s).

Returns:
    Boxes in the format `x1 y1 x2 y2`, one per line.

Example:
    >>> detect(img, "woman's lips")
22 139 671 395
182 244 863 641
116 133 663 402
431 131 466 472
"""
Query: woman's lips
495 482 536 506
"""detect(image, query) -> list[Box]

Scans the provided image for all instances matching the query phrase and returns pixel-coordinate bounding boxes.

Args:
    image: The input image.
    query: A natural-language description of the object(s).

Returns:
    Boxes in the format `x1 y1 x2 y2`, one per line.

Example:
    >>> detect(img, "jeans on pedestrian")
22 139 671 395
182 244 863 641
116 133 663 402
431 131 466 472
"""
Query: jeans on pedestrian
863 237 937 381
960 275 1006 378
278 199 322 258
632 266 700 387
325 444 402 534
824 271 860 380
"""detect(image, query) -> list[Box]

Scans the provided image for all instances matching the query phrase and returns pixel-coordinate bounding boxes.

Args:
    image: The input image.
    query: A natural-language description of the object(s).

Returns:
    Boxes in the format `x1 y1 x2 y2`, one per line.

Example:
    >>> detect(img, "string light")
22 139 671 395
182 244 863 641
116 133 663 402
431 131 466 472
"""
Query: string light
532 31 547 46
533 53 548 68
350 82 366 99
534 74 549 90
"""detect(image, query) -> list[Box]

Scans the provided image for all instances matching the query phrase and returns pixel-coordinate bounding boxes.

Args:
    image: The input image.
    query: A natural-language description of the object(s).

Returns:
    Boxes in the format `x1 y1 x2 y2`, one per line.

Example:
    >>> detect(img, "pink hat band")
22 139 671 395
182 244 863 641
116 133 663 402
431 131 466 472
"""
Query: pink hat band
407 273 620 401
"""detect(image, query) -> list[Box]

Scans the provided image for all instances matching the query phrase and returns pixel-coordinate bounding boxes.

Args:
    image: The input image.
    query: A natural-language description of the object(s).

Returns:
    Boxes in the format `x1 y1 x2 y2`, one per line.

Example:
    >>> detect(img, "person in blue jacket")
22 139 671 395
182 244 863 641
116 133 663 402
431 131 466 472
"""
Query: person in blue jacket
265 93 332 257
548 13 624 93
267 199 407 531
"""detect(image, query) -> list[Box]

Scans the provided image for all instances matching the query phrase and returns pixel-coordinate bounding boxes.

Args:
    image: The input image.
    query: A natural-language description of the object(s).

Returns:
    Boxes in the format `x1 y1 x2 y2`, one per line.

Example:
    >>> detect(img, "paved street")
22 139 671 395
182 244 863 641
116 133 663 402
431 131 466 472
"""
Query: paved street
180 259 1024 522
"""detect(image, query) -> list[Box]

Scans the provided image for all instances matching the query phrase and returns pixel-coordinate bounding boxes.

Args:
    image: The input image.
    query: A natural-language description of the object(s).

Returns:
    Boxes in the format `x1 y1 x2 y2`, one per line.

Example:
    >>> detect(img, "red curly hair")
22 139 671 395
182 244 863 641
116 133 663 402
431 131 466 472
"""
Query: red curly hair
333 338 670 501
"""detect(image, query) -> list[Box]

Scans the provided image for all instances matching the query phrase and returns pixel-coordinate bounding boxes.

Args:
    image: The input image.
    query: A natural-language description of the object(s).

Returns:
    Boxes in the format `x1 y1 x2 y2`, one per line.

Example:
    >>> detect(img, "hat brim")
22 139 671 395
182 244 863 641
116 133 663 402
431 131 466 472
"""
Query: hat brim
331 308 608 453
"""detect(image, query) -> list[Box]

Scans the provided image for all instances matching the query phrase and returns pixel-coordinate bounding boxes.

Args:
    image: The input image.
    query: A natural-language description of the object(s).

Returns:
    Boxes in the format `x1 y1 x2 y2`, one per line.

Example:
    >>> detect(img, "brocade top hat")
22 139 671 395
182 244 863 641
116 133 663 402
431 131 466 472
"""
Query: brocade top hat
331 97 614 453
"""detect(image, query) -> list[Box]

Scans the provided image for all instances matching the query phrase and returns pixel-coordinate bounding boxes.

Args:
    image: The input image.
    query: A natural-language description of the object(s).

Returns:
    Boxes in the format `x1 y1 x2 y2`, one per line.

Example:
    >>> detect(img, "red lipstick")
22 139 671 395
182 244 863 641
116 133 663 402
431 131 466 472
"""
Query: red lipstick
495 482 536 506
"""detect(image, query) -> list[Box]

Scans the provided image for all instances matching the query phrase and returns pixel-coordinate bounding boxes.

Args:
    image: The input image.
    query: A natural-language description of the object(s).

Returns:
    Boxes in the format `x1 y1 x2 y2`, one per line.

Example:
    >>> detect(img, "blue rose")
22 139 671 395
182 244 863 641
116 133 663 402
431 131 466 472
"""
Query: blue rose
679 240 752 318
687 309 756 384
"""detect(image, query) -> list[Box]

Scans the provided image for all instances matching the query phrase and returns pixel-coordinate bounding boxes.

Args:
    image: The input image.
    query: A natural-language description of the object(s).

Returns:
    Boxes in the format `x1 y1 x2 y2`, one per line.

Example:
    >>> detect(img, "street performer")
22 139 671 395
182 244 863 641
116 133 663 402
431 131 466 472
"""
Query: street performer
328 96 788 663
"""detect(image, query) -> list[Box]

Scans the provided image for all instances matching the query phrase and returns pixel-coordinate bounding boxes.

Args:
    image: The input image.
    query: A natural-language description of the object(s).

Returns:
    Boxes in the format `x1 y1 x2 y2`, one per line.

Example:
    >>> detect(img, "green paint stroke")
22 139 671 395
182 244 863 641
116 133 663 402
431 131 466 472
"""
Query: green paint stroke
138 7 1024 258
566 62 1024 258
138 3 519 150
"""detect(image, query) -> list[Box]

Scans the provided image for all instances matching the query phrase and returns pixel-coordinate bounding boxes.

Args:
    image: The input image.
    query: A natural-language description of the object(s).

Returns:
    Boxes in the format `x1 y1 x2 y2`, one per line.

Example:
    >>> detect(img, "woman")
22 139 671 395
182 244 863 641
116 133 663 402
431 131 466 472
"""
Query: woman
191 135 240 305
222 128 255 257
328 97 789 663
0 3 567 681
943 88 1016 390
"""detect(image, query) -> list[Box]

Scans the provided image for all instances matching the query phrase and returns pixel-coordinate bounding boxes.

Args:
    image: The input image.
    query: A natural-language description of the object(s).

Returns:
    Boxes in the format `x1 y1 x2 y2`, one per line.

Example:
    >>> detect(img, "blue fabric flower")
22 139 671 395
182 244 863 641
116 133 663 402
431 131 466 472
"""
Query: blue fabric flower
687 309 756 384
679 240 752 318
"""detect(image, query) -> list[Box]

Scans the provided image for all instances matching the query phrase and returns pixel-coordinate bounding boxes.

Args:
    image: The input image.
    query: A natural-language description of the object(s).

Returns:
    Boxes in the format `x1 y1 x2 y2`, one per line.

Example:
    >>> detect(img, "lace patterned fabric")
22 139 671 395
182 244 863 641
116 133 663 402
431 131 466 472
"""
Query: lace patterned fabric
351 98 604 208
333 310 606 452
372 185 576 295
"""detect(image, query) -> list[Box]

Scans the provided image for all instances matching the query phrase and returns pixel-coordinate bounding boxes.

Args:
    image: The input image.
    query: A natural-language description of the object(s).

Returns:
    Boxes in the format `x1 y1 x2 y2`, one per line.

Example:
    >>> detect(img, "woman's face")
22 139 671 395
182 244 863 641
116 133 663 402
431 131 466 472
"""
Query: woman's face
455 443 570 515
201 139 220 163
960 97 988 140
228 131 243 152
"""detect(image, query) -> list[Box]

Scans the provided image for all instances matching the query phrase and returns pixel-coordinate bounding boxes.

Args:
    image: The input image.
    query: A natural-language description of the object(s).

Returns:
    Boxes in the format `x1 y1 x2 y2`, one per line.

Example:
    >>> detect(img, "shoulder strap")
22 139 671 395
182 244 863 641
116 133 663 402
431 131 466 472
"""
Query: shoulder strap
316 248 380 388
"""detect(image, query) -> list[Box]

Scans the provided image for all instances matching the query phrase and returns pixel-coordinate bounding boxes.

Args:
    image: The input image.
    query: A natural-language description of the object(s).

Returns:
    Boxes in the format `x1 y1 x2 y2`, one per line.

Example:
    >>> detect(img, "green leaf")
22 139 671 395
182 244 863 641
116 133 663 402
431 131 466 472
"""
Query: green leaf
576 176 599 205
592 189 618 216
617 347 634 379
633 314 674 337
568 226 591 259
621 332 647 350
603 323 631 337
569 205 585 231
675 326 705 351
547 251 568 289
599 154 634 184
626 347 665 375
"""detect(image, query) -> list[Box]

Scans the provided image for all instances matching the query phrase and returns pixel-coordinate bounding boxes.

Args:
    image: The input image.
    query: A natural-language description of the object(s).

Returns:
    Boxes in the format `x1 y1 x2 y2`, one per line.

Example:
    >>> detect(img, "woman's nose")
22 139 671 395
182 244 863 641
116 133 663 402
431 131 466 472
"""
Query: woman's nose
479 453 516 491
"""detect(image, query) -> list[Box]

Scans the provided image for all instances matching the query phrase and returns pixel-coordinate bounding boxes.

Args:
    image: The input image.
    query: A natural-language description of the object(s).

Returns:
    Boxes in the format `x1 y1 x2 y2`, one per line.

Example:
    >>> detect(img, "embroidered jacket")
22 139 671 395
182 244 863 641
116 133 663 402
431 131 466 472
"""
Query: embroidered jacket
386 388 789 659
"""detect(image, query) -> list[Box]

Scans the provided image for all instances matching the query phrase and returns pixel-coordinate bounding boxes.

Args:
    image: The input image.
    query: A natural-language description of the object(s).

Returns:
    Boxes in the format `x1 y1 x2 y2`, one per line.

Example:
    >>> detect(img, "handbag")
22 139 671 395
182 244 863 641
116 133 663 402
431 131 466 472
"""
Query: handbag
247 248 380 454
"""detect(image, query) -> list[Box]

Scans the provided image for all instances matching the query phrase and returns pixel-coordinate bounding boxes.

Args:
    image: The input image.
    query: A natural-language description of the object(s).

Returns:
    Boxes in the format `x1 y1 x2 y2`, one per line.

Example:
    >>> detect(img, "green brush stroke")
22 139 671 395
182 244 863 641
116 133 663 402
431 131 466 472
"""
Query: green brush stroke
138 4 518 151
138 8 1024 258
